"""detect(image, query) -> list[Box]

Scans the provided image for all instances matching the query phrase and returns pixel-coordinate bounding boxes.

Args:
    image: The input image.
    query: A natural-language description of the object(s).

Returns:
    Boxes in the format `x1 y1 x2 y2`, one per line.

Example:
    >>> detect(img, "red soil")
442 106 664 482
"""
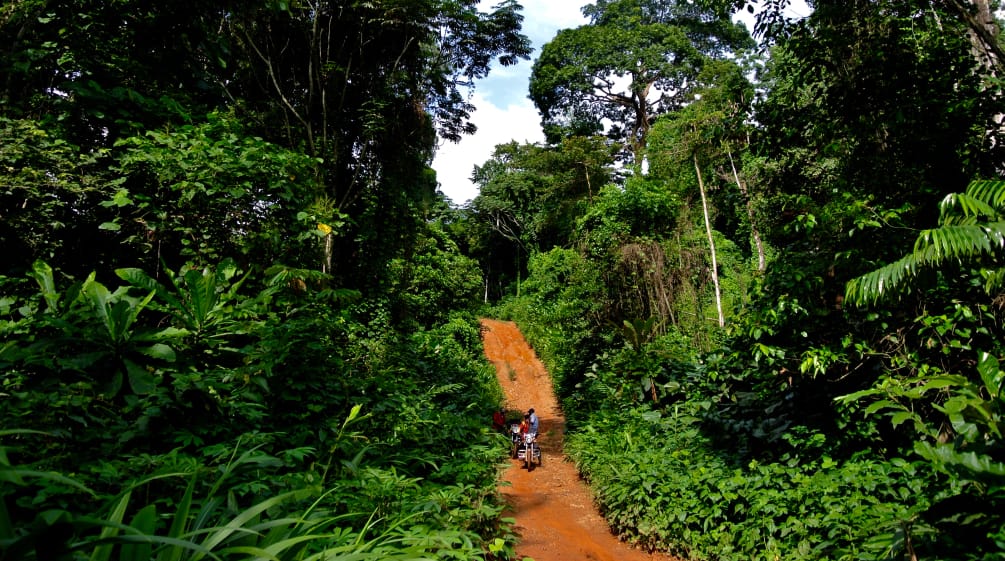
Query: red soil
481 319 680 561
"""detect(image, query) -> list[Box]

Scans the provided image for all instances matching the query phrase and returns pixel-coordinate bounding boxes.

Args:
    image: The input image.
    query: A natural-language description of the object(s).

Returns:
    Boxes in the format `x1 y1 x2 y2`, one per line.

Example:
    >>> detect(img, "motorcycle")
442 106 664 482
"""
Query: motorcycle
516 432 542 470
509 424 522 459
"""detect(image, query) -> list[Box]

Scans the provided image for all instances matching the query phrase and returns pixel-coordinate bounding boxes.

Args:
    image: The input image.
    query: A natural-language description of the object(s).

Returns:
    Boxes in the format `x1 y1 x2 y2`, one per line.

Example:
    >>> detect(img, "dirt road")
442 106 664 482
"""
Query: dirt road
481 319 679 561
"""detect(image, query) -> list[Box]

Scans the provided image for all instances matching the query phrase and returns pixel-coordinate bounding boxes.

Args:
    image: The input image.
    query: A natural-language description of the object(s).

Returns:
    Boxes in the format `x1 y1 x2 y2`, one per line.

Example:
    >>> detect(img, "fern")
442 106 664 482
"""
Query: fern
846 180 1005 306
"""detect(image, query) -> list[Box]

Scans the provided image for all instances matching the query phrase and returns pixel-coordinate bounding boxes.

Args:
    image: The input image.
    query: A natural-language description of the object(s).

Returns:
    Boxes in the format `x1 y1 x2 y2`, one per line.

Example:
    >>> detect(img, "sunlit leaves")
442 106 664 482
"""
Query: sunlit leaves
530 0 753 161
108 113 320 270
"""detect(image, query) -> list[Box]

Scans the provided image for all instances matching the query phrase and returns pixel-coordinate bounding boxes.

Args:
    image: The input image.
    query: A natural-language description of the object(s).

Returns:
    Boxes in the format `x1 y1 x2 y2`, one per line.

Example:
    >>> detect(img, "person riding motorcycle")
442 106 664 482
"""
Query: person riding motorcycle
518 414 531 436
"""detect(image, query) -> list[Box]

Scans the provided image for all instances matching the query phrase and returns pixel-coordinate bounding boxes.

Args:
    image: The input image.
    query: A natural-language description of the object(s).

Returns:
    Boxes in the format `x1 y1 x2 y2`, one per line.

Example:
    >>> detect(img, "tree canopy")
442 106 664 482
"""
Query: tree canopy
5 0 1005 559
529 0 753 162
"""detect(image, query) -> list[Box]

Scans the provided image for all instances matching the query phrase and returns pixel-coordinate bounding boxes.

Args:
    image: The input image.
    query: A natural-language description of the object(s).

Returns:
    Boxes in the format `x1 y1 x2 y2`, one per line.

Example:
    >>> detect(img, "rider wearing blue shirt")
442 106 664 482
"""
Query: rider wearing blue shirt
528 408 539 435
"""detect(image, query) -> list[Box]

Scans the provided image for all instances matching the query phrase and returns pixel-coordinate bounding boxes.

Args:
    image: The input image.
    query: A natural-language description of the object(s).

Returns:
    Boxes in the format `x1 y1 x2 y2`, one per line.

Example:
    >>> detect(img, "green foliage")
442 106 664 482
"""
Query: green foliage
7 0 1005 559
493 248 608 404
530 0 753 161
564 407 936 561
385 223 482 329
838 179 1005 556
576 175 680 248
0 435 501 561
0 118 114 277
2 0 535 559
467 137 617 299
847 180 1005 305
1 252 513 558
107 113 323 271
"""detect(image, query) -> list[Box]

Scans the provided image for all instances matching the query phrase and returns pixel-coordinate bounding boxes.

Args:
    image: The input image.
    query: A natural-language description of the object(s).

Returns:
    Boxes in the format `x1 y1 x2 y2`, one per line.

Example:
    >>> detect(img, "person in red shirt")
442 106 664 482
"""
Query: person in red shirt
492 407 506 432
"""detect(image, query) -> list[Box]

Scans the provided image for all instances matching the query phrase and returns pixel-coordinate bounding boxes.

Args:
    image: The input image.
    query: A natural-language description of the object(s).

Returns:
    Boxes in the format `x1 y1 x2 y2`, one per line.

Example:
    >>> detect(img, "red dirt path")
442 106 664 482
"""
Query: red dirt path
481 319 680 561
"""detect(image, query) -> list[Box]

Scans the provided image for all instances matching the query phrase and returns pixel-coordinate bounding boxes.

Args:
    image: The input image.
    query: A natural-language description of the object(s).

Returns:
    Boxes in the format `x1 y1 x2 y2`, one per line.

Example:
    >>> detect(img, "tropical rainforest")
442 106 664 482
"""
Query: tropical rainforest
1 0 1004 560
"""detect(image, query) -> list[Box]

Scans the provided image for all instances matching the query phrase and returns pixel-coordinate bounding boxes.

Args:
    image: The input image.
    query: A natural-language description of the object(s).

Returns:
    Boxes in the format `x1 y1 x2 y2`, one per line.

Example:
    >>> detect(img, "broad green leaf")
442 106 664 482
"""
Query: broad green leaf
864 399 897 416
124 359 156 395
977 352 1005 399
30 260 60 311
184 268 219 328
640 410 662 423
108 189 133 207
916 441 1005 477
139 343 176 362
82 276 113 337
347 404 363 424
835 388 883 403
132 327 190 342
120 504 157 560
889 411 917 428
920 375 969 392
105 369 124 398
115 268 186 316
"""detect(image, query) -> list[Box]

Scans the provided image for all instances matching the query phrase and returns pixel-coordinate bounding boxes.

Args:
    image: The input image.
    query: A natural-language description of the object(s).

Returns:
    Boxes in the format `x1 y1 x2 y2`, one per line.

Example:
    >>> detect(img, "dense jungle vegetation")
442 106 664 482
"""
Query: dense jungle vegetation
2 0 1005 560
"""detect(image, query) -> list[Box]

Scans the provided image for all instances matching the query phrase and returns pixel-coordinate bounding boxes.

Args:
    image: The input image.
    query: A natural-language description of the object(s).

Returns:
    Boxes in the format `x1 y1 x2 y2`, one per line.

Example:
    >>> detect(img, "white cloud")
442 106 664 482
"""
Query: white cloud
433 1 589 205
432 0 811 205
433 92 544 205
521 0 590 44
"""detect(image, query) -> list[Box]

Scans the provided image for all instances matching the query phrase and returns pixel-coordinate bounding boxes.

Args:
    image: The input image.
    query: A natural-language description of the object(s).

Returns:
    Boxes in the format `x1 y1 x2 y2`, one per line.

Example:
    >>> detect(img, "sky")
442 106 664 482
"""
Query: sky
431 0 591 205
430 0 810 206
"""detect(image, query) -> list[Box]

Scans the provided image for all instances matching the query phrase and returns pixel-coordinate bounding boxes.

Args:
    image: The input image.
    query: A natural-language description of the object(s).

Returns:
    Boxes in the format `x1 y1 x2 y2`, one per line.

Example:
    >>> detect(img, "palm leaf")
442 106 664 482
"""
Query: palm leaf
965 179 1005 210
939 192 998 224
846 179 1005 306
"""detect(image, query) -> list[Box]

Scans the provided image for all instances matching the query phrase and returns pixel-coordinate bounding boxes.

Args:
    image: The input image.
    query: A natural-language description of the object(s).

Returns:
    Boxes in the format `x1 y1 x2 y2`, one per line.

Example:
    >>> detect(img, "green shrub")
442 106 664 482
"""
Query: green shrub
565 407 937 561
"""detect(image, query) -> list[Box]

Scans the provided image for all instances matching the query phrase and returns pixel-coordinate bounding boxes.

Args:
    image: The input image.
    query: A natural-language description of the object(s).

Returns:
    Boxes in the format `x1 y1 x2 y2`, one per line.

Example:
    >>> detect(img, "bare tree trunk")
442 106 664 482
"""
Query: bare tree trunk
726 148 766 272
944 0 1003 75
581 161 594 203
695 155 724 328
323 232 333 274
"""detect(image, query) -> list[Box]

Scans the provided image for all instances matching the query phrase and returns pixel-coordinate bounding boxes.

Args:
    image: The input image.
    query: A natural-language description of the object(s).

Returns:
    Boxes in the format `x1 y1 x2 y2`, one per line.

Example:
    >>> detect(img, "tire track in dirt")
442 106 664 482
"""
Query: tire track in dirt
481 319 679 561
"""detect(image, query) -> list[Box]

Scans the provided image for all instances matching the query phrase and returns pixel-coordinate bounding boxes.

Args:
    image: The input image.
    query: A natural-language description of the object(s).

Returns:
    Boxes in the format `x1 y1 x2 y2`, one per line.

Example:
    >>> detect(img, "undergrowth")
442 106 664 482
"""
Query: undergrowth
564 407 937 561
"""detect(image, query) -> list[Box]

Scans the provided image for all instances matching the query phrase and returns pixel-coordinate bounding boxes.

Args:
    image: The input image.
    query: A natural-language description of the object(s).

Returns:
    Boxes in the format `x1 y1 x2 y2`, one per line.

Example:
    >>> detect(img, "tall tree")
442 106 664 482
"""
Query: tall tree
0 0 531 289
226 0 532 289
700 0 1005 484
649 58 766 273
0 0 235 140
752 0 1004 281
529 0 753 163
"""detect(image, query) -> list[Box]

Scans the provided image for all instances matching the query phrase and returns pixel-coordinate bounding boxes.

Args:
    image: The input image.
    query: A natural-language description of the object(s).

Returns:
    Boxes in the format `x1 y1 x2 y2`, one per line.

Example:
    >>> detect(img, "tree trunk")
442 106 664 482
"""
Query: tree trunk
695 154 724 328
727 148 766 272
944 0 1003 75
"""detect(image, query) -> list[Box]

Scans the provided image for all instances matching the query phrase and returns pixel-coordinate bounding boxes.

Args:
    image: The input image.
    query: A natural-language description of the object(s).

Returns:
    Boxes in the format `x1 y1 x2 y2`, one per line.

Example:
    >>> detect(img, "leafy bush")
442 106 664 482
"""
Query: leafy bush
565 407 937 561
1 258 515 560
0 433 504 561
